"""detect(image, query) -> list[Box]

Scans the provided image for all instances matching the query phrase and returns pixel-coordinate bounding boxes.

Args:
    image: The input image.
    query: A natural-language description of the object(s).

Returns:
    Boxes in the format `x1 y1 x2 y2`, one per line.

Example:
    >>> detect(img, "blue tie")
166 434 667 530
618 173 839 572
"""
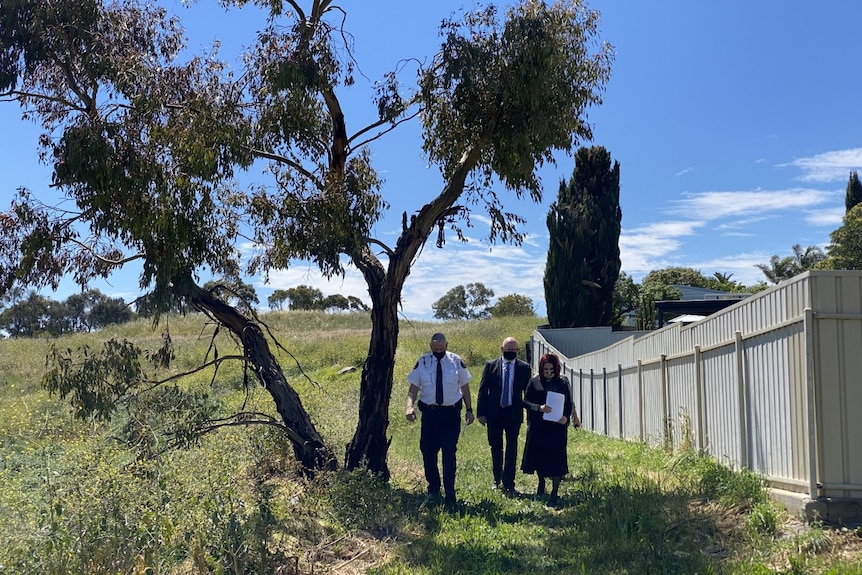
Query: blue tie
502 362 511 407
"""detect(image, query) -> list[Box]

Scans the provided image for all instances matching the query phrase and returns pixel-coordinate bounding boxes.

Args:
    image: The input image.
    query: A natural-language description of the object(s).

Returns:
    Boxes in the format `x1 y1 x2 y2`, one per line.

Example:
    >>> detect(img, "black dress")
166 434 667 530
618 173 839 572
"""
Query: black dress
521 375 573 478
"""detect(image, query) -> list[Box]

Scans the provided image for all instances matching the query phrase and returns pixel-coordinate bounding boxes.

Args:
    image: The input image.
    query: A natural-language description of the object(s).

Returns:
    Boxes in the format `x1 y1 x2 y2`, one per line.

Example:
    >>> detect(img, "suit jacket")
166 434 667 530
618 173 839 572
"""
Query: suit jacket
476 357 531 424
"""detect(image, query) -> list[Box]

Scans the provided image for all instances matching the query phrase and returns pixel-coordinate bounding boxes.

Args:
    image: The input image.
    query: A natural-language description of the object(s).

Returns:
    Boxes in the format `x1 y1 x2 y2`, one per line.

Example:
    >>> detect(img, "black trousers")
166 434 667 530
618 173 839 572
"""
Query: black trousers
418 402 462 496
486 408 521 490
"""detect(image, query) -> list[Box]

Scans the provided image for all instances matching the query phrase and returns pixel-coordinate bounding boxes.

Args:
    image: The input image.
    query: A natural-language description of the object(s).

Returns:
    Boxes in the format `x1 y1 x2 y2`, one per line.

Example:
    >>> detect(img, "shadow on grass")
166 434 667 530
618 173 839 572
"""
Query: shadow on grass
364 474 731 574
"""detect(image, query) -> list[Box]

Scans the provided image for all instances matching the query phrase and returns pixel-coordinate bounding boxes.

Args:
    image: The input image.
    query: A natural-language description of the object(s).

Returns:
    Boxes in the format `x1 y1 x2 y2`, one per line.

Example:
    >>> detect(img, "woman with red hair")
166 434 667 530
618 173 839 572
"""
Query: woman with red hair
520 353 580 506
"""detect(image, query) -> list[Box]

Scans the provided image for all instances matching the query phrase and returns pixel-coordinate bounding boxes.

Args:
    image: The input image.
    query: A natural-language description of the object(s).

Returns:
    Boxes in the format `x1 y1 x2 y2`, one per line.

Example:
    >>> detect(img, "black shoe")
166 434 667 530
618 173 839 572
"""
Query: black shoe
502 486 518 497
548 495 560 508
444 494 457 507
491 482 501 491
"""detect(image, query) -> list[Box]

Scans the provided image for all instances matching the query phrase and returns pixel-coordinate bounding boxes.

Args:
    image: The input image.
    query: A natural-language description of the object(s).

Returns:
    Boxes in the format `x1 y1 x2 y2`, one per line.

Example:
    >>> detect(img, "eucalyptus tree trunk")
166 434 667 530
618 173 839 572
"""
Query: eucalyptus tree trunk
343 154 479 478
190 286 336 474
343 274 399 478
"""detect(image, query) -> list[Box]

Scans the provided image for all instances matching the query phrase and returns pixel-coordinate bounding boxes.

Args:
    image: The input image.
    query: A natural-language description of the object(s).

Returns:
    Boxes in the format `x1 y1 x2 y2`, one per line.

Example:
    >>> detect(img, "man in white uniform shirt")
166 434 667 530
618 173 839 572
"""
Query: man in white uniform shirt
406 332 474 506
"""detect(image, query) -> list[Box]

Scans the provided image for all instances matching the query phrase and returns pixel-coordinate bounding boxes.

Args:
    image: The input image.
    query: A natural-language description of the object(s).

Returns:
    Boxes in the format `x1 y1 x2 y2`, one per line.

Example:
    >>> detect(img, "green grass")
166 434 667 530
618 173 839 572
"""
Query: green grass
1 311 860 574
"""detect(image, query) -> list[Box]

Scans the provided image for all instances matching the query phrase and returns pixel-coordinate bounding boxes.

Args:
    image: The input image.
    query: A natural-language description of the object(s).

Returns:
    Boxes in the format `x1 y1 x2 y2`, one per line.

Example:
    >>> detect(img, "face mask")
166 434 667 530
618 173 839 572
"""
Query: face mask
502 351 517 361
432 351 446 359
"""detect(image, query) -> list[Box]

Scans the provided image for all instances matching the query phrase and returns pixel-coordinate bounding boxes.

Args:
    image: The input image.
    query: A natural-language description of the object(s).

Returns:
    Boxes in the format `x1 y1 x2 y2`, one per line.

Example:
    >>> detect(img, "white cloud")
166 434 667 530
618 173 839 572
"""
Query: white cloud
805 206 844 227
256 236 549 319
670 189 832 219
713 215 775 231
687 252 773 286
778 148 862 183
674 167 694 176
619 220 704 276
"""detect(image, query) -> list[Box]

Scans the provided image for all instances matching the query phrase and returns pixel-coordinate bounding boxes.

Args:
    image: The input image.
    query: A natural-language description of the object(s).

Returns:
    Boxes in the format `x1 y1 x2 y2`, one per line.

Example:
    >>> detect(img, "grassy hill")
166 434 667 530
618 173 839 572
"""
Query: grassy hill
1 312 860 574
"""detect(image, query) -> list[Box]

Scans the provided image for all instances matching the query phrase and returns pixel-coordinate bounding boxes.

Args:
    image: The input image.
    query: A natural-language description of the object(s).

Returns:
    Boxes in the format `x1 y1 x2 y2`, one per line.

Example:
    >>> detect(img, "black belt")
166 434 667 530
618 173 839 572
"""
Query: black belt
418 400 462 411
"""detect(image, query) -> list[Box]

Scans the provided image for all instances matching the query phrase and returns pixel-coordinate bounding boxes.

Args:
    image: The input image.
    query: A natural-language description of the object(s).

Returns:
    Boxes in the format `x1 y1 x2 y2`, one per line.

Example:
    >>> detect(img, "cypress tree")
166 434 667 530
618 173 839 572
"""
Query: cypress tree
846 170 862 213
544 146 622 327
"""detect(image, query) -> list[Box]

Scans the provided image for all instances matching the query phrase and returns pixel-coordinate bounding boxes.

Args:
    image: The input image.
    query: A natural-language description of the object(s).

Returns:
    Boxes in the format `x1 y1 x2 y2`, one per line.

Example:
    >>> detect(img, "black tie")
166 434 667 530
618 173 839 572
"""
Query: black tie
436 358 444 405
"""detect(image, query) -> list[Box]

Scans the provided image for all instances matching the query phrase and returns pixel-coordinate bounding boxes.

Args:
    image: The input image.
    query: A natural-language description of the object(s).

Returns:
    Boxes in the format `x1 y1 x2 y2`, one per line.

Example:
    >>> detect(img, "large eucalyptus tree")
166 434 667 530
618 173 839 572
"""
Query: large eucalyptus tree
0 0 612 476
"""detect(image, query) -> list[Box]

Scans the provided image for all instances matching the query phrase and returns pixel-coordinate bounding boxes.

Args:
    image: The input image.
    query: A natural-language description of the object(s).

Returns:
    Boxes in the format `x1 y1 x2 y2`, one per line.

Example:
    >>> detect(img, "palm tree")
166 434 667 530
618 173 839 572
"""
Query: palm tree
756 244 825 284
791 244 826 270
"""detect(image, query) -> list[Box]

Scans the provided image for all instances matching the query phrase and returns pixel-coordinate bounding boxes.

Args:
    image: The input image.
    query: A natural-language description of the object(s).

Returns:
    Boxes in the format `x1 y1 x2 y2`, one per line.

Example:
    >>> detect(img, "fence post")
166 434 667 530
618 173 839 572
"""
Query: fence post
803 308 818 500
735 331 749 469
695 345 705 451
578 368 584 432
638 359 644 442
590 368 595 432
602 367 608 435
618 363 624 440
661 354 670 449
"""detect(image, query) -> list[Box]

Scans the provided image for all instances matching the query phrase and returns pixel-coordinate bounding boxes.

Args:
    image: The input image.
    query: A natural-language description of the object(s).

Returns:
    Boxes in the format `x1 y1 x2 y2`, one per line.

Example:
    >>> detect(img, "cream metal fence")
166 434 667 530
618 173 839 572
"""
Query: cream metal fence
530 271 862 517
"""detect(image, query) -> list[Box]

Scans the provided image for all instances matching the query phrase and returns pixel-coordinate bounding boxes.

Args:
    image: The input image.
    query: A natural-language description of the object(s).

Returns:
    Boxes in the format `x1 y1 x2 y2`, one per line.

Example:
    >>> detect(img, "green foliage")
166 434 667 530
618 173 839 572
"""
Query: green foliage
0 290 69 336
756 244 827 283
611 272 639 326
42 338 145 421
268 287 364 312
824 204 862 270
321 293 349 311
267 288 290 310
642 266 712 288
747 501 781 537
489 293 535 317
545 146 622 328
286 284 324 310
636 282 681 330
691 455 767 508
203 276 260 313
420 1 612 208
324 469 408 535
432 283 494 320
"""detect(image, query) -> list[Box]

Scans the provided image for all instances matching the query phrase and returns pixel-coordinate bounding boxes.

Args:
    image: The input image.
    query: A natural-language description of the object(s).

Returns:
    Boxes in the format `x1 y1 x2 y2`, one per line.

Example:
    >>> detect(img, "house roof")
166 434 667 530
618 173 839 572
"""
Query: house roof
655 285 750 327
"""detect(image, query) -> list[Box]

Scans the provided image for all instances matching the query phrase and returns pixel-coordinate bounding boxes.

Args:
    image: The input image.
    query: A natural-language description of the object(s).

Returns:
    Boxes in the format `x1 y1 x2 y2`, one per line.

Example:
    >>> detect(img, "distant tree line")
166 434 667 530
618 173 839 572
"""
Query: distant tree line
0 288 132 337
267 285 368 312
431 283 536 319
0 280 370 338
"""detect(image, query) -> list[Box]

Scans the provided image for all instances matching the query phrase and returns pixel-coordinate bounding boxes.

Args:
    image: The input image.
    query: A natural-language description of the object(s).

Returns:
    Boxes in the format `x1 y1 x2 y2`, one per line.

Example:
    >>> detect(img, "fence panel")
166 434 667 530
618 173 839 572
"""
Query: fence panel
665 353 699 451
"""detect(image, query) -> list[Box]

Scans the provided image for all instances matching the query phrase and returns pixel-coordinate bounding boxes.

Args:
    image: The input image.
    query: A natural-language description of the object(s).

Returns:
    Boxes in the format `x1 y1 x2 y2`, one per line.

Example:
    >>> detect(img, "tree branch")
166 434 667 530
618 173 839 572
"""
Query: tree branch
196 411 309 448
365 237 394 258
0 89 84 112
140 354 248 391
243 145 325 189
348 107 421 150
63 236 146 266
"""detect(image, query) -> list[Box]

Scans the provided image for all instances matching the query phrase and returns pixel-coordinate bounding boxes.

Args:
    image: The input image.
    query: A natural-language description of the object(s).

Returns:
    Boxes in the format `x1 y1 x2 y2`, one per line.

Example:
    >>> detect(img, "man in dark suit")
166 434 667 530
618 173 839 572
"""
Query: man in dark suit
476 336 531 494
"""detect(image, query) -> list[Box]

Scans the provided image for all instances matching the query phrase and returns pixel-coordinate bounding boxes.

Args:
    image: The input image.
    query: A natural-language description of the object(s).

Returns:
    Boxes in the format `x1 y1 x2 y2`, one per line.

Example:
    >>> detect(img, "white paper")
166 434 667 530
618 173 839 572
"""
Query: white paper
542 391 565 422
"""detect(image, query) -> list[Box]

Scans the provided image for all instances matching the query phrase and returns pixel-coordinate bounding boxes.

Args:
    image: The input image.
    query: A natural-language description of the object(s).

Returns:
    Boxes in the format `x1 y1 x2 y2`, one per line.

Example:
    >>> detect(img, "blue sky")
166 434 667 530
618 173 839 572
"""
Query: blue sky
2 0 861 319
